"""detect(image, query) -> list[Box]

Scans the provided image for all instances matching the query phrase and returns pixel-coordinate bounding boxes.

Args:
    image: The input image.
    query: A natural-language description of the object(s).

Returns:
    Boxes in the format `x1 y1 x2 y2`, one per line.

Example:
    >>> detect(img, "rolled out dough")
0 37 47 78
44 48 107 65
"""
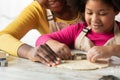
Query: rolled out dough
56 50 109 70
56 59 109 70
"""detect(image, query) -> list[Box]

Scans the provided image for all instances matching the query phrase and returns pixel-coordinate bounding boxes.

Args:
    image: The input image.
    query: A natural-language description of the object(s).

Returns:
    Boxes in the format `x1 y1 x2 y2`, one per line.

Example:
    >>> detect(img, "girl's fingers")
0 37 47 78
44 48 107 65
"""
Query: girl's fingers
62 48 72 60
87 47 100 62
90 54 101 62
56 50 66 60
87 52 95 62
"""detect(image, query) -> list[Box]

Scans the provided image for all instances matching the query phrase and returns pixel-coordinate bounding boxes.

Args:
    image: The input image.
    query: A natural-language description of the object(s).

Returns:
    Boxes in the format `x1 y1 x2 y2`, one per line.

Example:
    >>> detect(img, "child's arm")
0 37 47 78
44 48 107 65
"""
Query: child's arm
111 45 120 57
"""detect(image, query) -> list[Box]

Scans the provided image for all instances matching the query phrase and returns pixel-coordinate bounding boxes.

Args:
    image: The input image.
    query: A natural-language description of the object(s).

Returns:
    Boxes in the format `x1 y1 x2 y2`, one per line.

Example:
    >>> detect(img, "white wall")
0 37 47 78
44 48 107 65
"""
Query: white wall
116 13 120 21
0 0 33 29
0 0 40 46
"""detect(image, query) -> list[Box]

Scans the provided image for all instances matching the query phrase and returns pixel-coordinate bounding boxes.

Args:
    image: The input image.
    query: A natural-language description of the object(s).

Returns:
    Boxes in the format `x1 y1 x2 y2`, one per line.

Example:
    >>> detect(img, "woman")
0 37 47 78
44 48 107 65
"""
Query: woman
0 0 83 59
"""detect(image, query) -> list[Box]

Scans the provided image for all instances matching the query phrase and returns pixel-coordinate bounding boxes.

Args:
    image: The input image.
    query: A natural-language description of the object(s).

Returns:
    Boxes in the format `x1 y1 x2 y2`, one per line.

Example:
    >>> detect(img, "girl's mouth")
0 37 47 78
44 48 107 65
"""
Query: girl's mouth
92 25 103 29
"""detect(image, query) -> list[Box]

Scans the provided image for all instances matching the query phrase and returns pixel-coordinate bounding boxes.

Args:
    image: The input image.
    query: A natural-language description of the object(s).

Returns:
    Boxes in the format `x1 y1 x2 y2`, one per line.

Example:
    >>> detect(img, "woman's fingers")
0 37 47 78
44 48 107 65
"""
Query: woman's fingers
40 45 56 62
32 55 51 66
28 43 71 66
44 43 61 63
37 44 61 66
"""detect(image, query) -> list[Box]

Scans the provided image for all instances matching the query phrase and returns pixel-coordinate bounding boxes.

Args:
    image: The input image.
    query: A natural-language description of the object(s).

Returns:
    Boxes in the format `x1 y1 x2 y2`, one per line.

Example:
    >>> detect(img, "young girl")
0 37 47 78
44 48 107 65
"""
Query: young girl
35 0 120 66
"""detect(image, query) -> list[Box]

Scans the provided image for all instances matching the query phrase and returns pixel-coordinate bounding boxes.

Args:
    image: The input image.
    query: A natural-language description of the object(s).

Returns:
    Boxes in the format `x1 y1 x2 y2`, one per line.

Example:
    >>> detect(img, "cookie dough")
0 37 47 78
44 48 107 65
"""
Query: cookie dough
56 59 109 70
56 50 109 70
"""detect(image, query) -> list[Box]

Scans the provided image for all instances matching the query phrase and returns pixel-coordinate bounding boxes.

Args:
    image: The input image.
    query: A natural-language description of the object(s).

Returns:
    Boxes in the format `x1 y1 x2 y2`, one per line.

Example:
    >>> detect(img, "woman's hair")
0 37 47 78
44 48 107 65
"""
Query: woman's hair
66 0 83 11
66 0 86 21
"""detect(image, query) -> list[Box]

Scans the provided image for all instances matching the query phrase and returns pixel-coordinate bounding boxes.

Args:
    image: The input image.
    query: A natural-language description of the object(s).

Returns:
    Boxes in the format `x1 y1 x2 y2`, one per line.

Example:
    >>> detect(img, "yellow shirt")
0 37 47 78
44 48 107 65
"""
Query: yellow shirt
0 1 81 56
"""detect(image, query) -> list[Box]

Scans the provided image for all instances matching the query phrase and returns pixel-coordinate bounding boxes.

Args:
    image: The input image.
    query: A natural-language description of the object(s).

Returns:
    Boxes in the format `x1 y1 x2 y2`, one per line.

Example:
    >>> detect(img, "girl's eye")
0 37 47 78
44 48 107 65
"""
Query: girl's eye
99 11 108 15
99 13 107 16
86 12 92 15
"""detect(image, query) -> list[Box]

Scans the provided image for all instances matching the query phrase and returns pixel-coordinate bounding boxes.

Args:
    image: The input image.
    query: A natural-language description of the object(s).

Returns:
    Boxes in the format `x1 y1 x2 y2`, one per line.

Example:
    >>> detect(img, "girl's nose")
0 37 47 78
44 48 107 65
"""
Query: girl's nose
91 14 100 23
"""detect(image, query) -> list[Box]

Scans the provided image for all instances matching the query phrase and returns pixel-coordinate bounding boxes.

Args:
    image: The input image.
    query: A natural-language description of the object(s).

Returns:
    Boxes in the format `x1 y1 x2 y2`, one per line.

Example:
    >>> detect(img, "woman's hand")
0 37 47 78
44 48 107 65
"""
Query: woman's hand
27 44 61 67
87 46 113 62
18 39 72 67
18 43 61 67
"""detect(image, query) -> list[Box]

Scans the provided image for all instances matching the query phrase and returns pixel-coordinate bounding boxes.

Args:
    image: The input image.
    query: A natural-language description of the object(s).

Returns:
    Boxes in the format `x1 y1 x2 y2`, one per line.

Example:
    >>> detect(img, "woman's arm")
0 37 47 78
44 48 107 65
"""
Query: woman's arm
0 1 47 56
18 43 61 67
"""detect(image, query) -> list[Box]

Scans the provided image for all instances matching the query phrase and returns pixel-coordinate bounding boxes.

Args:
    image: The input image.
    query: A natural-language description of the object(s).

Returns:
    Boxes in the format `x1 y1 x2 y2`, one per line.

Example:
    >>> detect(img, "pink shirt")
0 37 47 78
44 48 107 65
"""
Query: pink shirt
36 22 120 47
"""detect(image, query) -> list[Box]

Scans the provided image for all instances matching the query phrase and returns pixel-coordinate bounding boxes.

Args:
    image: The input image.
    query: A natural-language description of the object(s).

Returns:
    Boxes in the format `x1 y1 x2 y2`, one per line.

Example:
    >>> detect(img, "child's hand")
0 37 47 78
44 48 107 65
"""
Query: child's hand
87 46 113 62
46 40 72 60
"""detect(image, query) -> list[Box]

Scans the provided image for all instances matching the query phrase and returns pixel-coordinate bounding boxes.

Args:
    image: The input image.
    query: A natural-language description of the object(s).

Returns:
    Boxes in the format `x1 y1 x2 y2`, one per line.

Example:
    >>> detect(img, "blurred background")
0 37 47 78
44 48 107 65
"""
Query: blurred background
0 0 120 46
0 0 40 46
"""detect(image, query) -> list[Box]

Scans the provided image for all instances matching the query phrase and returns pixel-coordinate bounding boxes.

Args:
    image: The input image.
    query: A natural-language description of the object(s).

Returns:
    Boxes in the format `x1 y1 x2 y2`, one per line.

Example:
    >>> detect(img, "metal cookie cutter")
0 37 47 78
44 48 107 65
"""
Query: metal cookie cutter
0 51 8 67
72 53 87 60
71 50 87 60
99 75 120 80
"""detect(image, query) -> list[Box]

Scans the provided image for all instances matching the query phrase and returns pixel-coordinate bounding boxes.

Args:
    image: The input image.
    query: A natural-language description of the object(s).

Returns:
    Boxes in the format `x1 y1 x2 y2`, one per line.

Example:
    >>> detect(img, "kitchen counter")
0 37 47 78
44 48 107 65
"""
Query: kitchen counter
0 55 120 80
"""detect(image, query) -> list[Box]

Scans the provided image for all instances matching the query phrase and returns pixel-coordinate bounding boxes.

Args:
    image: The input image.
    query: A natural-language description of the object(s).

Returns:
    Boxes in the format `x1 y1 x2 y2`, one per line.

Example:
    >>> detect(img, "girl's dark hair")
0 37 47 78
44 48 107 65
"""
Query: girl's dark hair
75 0 120 21
112 0 120 11
101 0 120 11
67 0 120 21
77 0 120 13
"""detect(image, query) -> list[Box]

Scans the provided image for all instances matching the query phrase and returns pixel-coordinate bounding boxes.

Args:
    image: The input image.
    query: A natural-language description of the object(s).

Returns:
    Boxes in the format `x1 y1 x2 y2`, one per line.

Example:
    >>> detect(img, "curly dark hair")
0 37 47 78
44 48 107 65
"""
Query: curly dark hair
78 0 120 13
67 0 85 12
112 0 120 11
66 0 85 21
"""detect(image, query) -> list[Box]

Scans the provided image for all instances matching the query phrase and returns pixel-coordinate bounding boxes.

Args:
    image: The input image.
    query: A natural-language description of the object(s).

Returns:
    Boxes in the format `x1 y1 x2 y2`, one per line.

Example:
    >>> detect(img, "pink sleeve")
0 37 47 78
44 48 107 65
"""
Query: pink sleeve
35 22 86 47
35 25 77 46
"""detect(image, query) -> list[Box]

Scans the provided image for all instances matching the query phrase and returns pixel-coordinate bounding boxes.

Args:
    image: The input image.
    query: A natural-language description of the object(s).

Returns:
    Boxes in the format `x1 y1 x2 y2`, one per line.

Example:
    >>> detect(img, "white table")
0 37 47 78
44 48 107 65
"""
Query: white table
0 56 120 80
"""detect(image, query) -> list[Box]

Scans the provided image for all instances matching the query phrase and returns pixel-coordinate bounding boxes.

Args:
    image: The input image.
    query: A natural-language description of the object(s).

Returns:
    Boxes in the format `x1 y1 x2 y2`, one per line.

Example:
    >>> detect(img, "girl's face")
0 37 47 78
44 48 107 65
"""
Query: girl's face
37 0 66 12
85 0 119 33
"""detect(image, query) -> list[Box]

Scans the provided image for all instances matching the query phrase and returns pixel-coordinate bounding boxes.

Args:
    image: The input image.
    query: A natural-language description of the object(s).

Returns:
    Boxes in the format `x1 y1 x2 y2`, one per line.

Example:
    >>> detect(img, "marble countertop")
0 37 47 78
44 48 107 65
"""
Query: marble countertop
0 56 120 80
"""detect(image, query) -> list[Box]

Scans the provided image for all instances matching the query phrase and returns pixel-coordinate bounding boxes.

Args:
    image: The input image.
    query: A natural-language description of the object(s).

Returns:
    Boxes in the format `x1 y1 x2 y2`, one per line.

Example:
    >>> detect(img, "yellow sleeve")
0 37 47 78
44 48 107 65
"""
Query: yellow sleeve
0 34 23 56
0 1 49 56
